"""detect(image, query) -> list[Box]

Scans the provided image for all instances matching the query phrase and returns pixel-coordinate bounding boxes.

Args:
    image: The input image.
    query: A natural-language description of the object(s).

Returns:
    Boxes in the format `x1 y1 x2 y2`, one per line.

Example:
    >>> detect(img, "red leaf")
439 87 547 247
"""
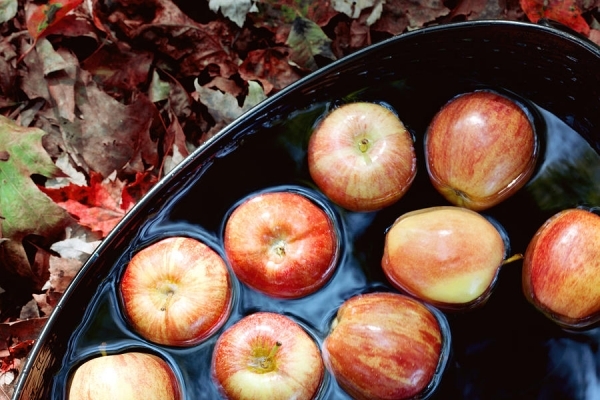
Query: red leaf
41 172 129 237
57 199 124 237
519 0 590 35
26 0 84 40
121 171 159 211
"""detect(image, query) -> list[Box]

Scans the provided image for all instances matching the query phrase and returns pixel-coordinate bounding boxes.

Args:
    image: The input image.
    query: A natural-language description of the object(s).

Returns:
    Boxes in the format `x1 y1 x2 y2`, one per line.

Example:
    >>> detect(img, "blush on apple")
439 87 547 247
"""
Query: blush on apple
307 101 417 212
381 206 509 311
211 312 324 400
322 292 448 400
522 207 600 329
223 190 338 299
120 236 232 347
425 90 538 211
68 352 182 400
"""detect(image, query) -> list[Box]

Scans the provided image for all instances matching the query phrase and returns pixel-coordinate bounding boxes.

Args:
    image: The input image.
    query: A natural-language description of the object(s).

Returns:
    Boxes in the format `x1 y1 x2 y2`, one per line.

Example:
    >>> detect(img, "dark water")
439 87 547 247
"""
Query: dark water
52 81 600 399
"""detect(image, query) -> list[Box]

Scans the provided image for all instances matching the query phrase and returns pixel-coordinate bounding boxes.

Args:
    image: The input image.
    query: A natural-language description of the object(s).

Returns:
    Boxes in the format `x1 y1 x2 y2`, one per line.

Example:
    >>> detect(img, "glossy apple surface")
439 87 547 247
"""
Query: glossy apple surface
120 236 232 346
425 90 538 211
523 208 600 329
211 312 324 400
323 292 446 400
381 206 506 310
223 191 338 298
68 352 181 400
308 101 417 212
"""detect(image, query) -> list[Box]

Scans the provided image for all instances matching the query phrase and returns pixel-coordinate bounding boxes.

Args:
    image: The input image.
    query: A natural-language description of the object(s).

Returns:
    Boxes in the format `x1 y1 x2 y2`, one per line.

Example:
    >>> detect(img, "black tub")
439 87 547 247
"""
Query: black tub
13 20 600 400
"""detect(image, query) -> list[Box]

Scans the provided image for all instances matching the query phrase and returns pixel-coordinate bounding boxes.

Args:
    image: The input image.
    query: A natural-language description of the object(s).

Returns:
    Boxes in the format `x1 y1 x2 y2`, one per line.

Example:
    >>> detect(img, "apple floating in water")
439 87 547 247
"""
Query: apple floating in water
119 236 232 347
308 101 417 212
68 352 182 400
223 190 338 298
425 90 539 211
522 207 600 329
211 312 325 400
322 292 448 400
381 206 515 311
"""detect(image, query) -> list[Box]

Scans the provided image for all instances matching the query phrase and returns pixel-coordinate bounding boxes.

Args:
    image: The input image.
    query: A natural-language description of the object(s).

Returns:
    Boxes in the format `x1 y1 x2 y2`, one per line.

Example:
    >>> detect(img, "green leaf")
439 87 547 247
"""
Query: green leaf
0 116 71 242
285 17 335 71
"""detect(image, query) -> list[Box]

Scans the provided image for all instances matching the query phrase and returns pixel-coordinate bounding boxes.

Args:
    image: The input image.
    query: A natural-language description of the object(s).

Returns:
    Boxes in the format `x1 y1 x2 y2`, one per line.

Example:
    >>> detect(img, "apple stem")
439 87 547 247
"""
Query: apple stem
249 342 282 373
269 341 282 358
503 253 524 265
160 290 175 312
358 138 370 153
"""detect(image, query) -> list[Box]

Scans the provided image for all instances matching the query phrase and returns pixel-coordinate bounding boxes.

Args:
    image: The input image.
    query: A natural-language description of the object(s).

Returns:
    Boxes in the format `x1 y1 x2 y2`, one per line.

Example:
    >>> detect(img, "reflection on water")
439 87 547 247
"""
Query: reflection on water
527 108 600 212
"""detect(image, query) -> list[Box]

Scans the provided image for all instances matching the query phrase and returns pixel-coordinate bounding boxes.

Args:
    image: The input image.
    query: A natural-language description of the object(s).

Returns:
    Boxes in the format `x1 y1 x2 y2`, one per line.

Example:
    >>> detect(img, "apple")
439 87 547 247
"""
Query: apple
307 101 417 212
522 207 600 329
381 206 509 310
120 236 232 347
211 312 324 400
68 351 181 400
223 190 338 298
322 292 448 400
425 90 538 211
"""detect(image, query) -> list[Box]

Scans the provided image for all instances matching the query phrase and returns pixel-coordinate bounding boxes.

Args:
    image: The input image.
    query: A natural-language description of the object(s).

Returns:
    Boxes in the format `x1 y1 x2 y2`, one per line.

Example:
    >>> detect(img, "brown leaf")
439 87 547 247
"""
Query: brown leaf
47 255 82 293
372 0 450 33
449 0 508 20
239 47 302 94
81 45 154 100
93 0 239 79
62 73 157 178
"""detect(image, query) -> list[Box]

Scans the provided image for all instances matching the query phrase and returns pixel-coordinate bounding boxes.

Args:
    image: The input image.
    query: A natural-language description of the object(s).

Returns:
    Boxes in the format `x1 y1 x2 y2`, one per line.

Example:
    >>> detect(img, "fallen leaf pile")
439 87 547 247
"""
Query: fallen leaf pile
0 0 598 396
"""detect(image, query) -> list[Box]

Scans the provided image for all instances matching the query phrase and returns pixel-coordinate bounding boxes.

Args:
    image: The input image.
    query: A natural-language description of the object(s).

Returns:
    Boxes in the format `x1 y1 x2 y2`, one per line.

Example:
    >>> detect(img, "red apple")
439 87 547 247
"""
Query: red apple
120 236 232 346
522 208 600 329
223 191 338 298
68 352 181 400
308 101 417 212
322 292 447 400
381 206 507 310
425 90 538 211
211 312 324 400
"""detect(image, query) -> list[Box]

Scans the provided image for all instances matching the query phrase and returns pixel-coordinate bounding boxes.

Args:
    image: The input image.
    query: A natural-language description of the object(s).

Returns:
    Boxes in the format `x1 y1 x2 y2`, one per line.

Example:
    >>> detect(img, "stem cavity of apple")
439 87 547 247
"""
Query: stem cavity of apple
248 341 282 373
272 239 286 259
159 283 177 312
358 137 370 153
